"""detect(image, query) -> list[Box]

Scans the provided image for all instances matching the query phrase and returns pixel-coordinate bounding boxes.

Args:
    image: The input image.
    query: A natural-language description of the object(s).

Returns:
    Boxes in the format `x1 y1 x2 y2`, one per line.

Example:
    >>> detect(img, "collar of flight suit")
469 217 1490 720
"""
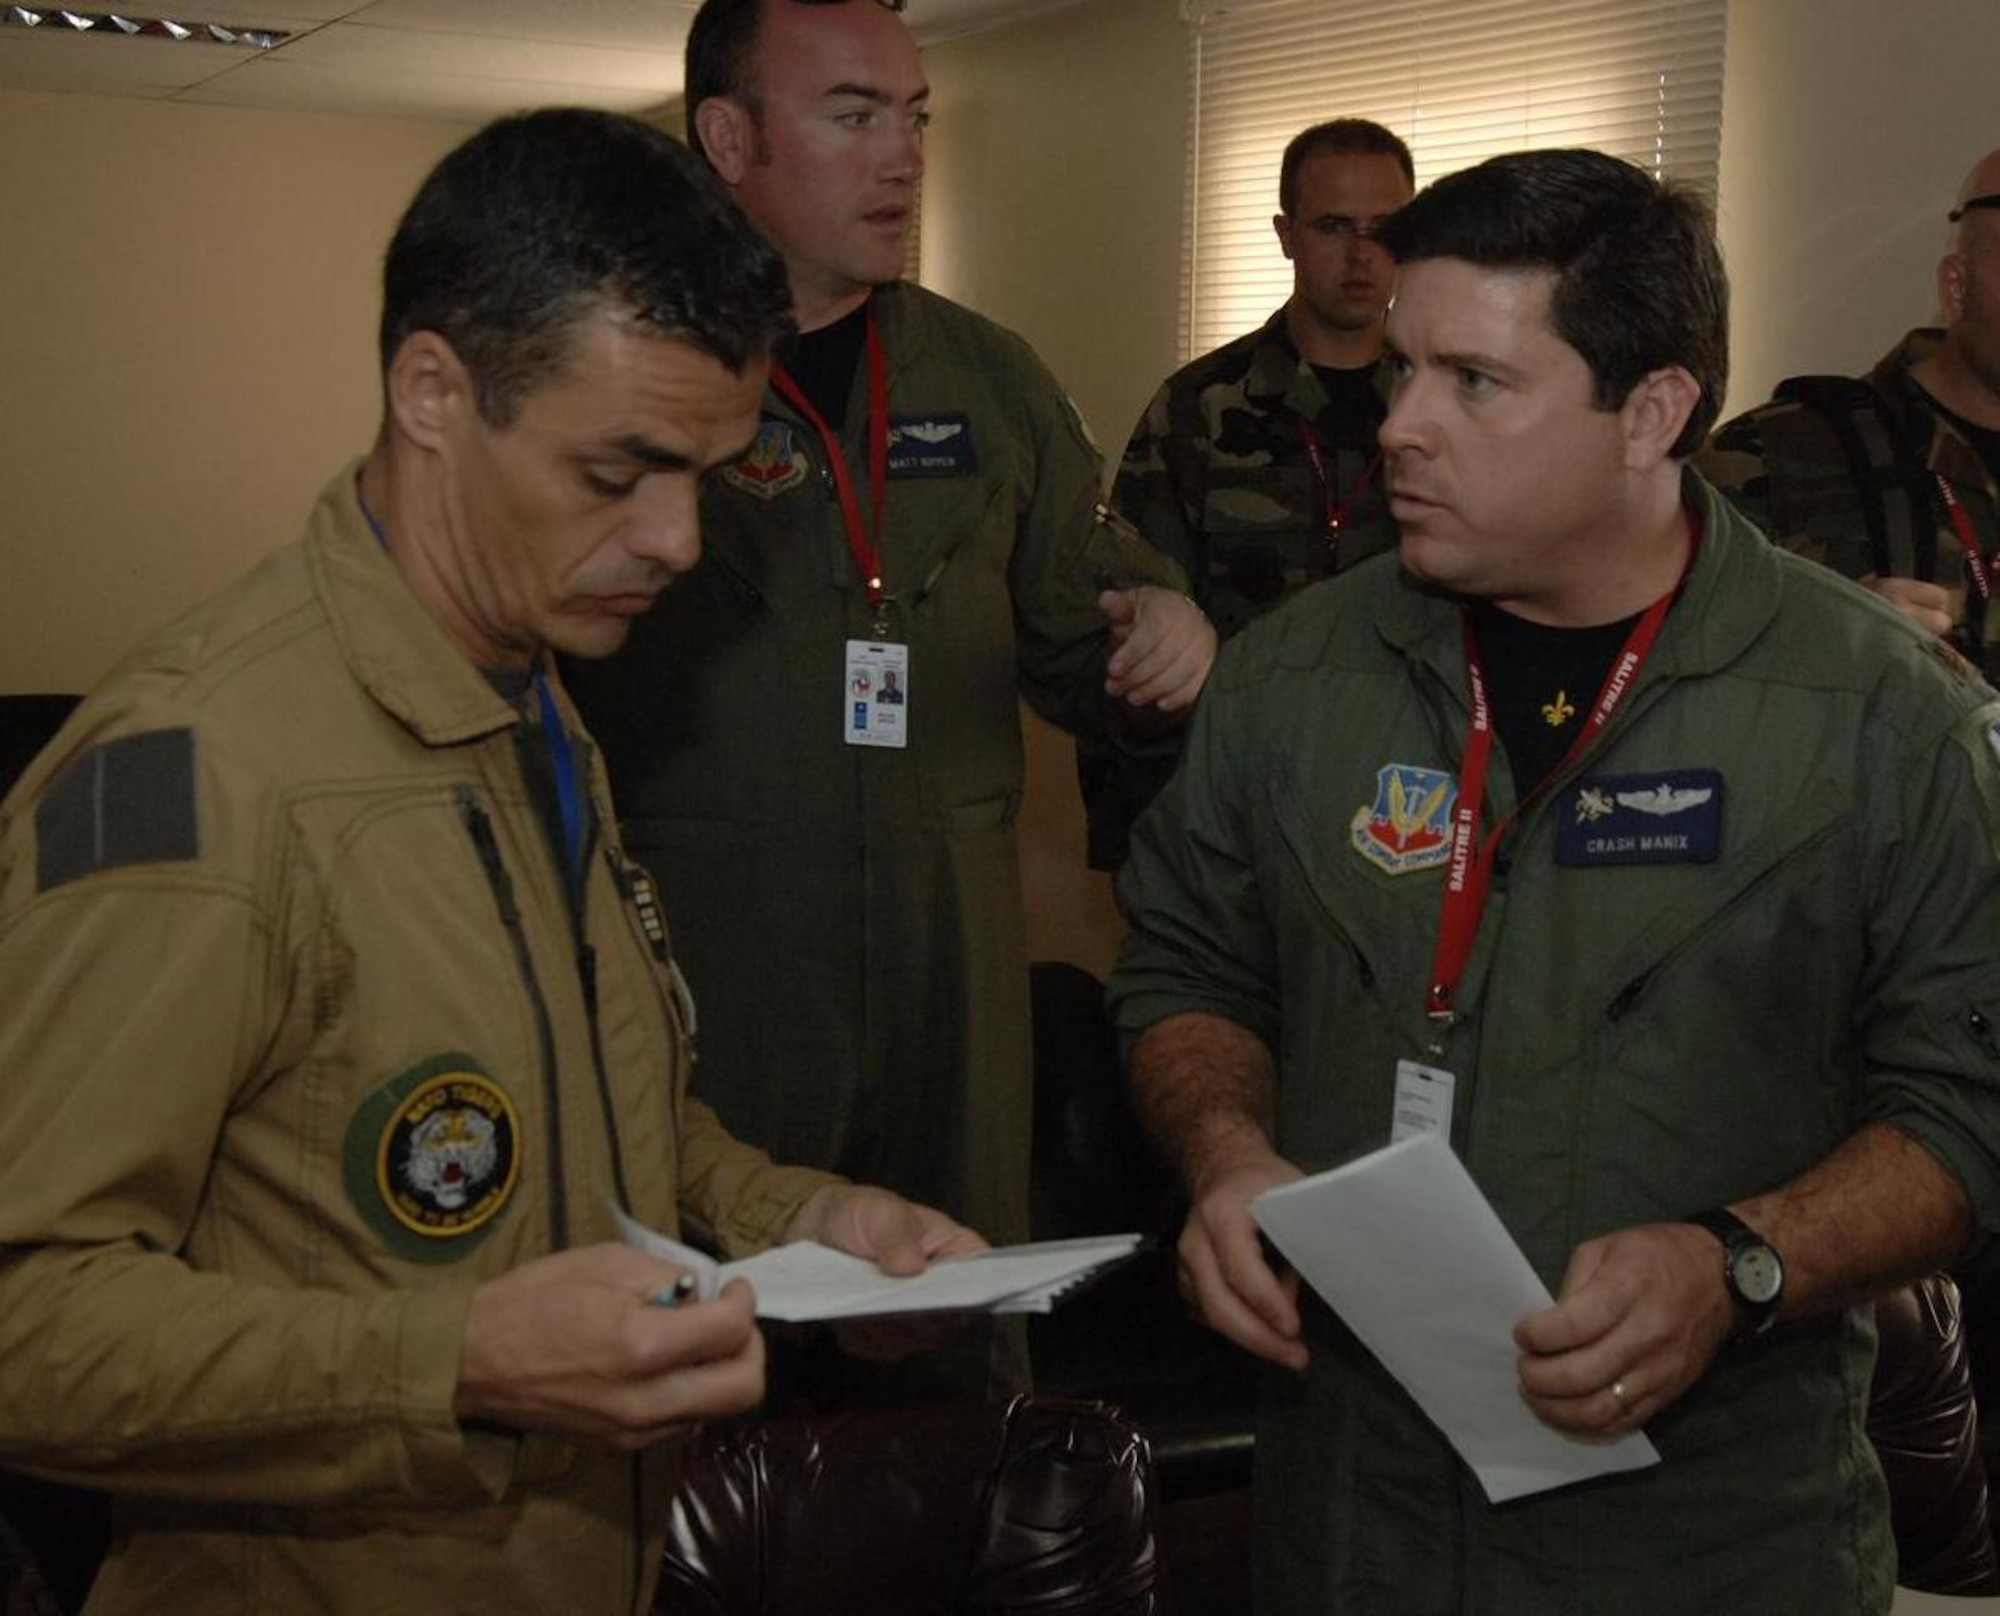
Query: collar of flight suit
304 457 527 750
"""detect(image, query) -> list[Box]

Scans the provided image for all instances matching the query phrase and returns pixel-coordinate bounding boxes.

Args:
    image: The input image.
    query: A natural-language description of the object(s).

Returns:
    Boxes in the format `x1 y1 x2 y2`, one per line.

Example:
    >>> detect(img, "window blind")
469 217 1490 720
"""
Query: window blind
1180 0 1726 359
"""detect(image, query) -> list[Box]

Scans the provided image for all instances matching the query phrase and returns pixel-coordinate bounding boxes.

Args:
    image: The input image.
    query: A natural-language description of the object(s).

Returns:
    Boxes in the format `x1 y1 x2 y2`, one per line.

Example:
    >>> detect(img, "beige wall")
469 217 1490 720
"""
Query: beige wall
1717 0 2000 413
0 90 463 693
922 0 1185 975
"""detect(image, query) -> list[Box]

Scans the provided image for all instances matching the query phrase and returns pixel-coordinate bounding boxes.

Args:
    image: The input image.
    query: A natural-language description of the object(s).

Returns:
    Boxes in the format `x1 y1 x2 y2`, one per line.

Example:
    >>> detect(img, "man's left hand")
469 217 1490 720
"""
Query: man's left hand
1512 1221 1737 1434
1100 587 1217 712
782 1183 987 1274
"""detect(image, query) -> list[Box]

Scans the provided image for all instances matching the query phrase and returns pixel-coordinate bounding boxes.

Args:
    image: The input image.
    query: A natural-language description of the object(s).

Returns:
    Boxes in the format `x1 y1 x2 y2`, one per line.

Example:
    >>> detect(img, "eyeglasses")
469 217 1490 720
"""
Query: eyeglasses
1304 215 1395 241
1948 193 2000 223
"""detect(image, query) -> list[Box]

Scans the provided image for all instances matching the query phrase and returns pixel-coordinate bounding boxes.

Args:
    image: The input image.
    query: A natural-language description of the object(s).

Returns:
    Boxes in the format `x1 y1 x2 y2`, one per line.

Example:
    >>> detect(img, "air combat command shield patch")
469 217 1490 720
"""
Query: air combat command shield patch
344 1054 521 1260
1352 763 1458 876
720 419 810 500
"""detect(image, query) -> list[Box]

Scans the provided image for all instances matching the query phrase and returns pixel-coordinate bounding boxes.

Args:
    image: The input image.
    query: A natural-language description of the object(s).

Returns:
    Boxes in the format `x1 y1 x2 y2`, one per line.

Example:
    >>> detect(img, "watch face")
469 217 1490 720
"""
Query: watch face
1732 1244 1784 1306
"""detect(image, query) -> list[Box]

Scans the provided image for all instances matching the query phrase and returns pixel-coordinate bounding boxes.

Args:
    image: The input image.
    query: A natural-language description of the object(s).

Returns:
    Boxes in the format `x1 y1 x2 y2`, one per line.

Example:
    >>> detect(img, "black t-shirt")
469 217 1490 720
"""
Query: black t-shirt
777 300 870 429
1470 600 1641 797
1918 387 2000 485
1309 361 1386 448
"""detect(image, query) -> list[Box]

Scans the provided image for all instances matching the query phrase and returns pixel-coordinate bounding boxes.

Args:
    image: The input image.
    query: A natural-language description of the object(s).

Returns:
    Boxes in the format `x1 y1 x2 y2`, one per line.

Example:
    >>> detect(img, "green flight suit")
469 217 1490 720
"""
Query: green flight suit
1111 475 2000 1613
568 281 1183 1275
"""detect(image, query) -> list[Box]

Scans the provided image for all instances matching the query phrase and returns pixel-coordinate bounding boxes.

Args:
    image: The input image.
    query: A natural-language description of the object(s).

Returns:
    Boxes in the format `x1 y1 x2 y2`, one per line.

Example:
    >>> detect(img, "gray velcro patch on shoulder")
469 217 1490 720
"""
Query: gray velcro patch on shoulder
37 728 200 892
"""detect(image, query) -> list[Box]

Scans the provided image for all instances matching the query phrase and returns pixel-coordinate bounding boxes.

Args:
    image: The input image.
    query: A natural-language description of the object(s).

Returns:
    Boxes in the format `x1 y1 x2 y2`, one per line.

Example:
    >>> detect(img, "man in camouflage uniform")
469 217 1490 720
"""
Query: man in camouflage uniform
1699 147 2000 679
1081 119 1415 869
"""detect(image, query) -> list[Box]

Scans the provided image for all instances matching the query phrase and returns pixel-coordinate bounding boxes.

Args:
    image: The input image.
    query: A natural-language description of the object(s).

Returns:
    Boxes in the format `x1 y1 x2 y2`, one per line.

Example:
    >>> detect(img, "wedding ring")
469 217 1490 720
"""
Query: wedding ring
1609 1378 1630 1413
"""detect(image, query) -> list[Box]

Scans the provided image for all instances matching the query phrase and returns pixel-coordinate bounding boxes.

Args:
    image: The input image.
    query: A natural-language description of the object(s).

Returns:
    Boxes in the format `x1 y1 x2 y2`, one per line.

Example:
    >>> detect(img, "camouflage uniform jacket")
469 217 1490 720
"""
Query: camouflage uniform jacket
1082 306 1399 867
1700 328 2000 678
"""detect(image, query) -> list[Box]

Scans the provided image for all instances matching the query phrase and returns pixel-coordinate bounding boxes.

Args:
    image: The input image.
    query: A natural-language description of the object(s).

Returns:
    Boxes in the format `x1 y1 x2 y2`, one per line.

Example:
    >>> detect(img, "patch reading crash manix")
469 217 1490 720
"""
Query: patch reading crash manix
344 1054 521 1260
886 412 976 477
1555 769 1724 867
720 418 810 500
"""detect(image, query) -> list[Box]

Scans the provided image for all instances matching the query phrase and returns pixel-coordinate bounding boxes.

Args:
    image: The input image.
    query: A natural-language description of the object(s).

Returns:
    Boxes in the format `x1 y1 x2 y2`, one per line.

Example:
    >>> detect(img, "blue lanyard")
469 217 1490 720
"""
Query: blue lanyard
534 672 585 886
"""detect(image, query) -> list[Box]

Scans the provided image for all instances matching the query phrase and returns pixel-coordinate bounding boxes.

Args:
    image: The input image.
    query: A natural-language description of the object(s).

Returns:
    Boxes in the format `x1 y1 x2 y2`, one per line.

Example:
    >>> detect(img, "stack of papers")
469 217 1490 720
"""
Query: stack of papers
616 1209 1143 1323
1251 1132 1659 1502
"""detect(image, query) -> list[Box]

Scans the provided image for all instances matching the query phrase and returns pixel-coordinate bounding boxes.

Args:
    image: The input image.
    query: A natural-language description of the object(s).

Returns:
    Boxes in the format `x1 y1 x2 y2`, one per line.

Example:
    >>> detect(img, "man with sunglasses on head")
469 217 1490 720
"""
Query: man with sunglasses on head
1701 148 2000 678
567 0 1215 1403
1081 118 1414 870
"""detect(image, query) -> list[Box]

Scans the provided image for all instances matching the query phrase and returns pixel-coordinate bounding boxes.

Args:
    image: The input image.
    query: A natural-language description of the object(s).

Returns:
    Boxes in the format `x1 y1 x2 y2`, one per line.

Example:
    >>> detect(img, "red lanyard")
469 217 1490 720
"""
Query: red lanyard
1296 417 1381 537
771 306 893 629
1424 513 1702 1031
1935 474 1995 602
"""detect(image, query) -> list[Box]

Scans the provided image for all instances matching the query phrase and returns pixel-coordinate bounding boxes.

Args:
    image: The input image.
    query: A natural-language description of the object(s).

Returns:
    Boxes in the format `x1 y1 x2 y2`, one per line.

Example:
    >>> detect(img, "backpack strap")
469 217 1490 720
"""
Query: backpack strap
1770 374 1941 582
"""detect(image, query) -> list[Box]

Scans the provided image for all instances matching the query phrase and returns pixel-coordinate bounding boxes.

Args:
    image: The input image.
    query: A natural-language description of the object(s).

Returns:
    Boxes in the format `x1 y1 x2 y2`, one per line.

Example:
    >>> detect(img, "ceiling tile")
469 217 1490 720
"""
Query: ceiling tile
0 28 255 93
272 21 680 94
175 53 669 120
341 0 695 53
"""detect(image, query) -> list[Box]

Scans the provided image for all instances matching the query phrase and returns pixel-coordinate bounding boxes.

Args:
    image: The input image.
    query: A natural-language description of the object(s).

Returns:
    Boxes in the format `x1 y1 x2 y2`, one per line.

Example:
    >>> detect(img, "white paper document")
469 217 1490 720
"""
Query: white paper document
1250 1132 1660 1503
615 1208 1142 1323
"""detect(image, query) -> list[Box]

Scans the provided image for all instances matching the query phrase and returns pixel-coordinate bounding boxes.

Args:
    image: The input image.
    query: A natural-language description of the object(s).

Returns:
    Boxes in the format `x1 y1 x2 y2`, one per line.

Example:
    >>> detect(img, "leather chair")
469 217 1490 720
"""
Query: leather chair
0 697 105 1616
656 1395 1158 1614
0 694 79 800
1869 1274 1999 1593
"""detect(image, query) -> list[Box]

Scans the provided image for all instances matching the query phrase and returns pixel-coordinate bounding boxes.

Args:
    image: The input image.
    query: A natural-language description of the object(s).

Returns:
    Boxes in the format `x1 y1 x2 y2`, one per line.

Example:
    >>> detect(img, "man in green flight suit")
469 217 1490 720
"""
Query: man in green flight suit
1082 118 1413 869
564 0 1216 1398
1112 148 2000 1613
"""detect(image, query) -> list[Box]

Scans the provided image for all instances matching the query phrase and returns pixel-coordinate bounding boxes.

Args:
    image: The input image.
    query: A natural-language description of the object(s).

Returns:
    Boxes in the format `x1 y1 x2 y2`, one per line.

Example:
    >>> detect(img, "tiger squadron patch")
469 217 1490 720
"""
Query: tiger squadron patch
344 1054 520 1260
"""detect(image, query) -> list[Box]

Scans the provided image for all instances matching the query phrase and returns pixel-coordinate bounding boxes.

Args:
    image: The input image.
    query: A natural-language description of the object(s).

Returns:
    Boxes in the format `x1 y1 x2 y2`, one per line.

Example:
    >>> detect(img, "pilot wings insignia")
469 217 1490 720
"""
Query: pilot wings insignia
1615 783 1714 817
892 420 965 446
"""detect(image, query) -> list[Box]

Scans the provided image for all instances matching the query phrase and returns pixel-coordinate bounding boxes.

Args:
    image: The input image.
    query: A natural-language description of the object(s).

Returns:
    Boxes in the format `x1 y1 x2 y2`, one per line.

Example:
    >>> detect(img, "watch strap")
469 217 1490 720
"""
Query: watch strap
1684 1206 1783 1339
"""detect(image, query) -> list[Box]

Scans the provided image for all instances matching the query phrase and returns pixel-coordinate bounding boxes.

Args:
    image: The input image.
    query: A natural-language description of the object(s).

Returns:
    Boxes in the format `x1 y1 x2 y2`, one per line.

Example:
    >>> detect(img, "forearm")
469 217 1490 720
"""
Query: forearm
674 1094 846 1260
1736 1120 1971 1320
0 1245 484 1505
1130 1010 1280 1190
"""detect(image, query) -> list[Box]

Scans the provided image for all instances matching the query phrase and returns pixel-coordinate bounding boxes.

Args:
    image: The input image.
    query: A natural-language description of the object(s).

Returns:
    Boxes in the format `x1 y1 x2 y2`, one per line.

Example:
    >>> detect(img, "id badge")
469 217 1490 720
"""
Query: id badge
1391 1057 1456 1143
844 639 910 749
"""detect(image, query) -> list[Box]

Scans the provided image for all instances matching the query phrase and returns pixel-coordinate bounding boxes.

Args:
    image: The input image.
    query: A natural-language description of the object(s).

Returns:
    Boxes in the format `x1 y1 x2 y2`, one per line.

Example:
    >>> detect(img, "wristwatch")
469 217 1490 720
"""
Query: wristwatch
1684 1207 1785 1340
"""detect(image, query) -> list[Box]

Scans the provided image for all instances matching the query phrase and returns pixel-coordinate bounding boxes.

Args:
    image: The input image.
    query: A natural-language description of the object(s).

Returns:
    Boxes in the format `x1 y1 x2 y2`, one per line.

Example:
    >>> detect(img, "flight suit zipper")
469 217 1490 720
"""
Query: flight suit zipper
457 784 571 1249
1603 818 1844 1021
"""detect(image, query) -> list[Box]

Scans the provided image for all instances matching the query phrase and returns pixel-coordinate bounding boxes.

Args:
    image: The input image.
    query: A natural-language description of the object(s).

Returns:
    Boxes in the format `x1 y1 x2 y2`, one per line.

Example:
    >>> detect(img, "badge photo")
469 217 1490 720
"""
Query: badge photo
344 1054 521 1260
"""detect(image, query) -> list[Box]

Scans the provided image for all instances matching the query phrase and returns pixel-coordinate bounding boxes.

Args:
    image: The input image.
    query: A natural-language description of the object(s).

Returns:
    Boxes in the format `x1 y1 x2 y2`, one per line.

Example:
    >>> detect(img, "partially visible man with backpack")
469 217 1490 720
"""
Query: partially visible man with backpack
1701 147 2000 676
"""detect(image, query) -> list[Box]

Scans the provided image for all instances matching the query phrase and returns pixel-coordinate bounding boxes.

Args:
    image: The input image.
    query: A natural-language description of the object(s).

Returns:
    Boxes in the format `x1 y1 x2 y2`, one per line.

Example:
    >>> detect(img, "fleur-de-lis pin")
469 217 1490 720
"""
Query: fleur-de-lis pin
1541 689 1576 727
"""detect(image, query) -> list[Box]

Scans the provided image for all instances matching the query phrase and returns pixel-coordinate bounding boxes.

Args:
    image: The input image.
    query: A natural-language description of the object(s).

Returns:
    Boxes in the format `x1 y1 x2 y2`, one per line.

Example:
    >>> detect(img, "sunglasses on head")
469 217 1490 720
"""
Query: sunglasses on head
1949 193 2000 223
792 0 908 9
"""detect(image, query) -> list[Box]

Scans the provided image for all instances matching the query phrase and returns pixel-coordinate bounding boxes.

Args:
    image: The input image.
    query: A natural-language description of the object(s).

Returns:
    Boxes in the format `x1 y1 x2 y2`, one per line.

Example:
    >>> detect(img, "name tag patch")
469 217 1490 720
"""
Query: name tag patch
1555 769 1723 867
887 413 976 478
